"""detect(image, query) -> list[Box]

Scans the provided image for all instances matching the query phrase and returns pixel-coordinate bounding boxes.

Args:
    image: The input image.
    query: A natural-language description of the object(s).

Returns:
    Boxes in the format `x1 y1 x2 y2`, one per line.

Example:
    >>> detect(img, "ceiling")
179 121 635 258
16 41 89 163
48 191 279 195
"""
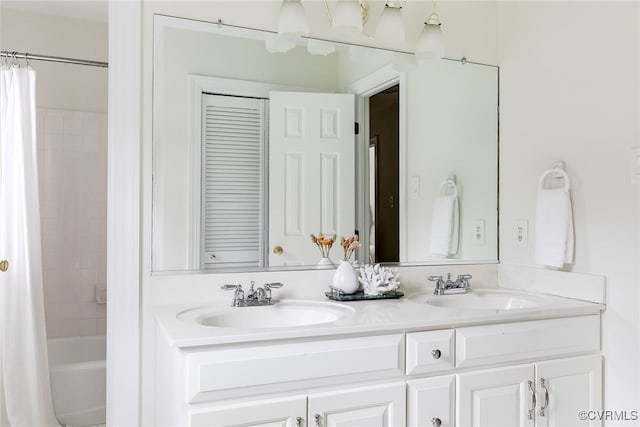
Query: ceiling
2 0 108 22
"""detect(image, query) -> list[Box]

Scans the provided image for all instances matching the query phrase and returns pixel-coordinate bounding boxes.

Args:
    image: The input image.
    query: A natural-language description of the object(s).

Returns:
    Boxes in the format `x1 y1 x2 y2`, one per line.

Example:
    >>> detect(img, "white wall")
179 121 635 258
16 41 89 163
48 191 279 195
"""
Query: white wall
0 8 108 112
497 2 640 423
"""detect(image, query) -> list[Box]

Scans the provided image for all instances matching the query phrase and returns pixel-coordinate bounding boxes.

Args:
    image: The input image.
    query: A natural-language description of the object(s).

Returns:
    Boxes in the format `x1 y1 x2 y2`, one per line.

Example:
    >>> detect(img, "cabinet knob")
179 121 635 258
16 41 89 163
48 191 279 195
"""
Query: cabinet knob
0 260 8 272
431 418 442 427
273 246 284 255
431 349 442 359
314 414 321 427
296 416 304 427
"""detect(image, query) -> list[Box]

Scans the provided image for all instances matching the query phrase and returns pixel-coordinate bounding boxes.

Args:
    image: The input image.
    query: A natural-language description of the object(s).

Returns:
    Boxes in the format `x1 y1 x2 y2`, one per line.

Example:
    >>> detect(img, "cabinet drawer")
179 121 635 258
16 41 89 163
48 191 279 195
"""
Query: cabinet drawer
406 329 455 375
188 395 306 426
456 315 600 369
184 334 404 403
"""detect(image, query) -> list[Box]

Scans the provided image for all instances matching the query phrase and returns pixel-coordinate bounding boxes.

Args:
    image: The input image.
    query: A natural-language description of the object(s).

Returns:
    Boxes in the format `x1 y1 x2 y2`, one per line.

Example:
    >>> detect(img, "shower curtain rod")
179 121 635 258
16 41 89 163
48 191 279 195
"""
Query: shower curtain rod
1 51 108 68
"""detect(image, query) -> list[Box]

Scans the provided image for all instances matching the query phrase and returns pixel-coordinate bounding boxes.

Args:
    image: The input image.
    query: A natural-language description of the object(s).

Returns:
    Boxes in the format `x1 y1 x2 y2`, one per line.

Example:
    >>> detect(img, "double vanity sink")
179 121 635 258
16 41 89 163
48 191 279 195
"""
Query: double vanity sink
161 287 600 344
154 285 604 426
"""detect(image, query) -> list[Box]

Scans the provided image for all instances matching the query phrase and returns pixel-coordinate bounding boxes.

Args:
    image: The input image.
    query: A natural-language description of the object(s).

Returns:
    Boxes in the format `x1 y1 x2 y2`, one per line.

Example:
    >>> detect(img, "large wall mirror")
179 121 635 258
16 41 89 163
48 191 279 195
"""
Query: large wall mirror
152 14 498 273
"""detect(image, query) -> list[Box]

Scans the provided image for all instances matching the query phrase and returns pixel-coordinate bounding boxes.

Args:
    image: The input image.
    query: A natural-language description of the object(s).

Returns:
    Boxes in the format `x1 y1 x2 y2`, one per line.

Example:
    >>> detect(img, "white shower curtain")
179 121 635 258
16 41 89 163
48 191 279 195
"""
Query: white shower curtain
0 66 60 426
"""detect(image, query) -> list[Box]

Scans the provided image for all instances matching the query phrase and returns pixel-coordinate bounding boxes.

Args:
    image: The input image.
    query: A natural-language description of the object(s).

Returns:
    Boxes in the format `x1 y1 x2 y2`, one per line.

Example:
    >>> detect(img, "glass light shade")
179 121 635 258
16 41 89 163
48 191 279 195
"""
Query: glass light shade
277 0 309 40
265 33 296 53
415 22 445 59
332 0 363 35
375 5 404 45
307 39 336 56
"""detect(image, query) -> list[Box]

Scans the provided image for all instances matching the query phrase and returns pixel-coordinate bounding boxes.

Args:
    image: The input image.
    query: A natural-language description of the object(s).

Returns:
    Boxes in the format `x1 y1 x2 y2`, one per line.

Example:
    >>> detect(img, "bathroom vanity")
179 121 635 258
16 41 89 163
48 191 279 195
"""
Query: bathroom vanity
154 287 603 427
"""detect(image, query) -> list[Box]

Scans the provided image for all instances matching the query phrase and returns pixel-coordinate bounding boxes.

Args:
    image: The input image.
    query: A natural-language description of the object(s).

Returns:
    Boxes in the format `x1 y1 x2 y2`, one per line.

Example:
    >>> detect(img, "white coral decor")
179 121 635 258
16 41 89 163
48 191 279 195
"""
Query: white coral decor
358 264 400 296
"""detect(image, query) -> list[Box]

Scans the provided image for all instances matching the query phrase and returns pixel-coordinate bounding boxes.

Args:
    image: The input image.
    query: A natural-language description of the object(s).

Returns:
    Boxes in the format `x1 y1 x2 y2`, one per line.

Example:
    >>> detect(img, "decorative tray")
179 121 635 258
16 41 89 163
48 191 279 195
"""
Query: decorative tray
325 286 404 302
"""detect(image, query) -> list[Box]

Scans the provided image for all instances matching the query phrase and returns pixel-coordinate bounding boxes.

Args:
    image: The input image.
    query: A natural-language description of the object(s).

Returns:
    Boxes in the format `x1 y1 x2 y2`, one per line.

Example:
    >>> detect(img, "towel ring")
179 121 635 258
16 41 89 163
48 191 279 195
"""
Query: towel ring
538 168 570 191
439 179 458 197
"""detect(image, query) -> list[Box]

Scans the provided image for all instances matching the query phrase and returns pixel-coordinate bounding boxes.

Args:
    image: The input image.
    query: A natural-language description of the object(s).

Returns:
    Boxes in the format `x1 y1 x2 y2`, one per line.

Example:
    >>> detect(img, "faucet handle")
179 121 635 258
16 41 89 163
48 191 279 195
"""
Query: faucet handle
427 275 442 282
265 282 284 289
458 274 472 280
221 284 241 291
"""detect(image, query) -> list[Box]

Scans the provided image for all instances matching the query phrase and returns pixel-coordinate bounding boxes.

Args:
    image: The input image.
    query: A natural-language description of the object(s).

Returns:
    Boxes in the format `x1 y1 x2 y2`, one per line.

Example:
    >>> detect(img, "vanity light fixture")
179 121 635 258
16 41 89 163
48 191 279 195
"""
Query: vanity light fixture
415 0 445 59
266 0 309 53
374 1 405 45
269 0 445 59
332 0 365 35
277 0 309 39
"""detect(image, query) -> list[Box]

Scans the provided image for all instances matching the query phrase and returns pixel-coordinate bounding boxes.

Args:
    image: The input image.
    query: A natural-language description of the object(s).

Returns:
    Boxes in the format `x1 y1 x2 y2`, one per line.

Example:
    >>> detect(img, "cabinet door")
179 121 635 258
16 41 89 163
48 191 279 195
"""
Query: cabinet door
408 375 455 427
308 382 405 426
188 395 306 427
535 355 602 427
457 364 535 427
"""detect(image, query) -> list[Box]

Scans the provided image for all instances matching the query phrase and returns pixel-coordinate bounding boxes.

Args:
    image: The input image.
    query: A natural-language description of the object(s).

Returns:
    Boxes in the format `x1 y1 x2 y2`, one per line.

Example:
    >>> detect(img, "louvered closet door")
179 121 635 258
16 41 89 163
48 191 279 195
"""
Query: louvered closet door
201 94 266 269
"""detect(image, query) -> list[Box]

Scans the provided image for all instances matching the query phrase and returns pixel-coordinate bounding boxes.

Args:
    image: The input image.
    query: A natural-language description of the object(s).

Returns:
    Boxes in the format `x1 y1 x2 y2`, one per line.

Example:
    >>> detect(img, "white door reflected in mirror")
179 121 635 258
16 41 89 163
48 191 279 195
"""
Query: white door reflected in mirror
269 91 355 267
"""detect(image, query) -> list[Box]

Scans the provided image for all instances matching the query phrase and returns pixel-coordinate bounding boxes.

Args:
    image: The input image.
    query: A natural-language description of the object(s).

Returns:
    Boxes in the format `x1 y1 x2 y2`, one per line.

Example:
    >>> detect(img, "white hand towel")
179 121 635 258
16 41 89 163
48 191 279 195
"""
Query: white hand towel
535 170 574 268
430 185 459 256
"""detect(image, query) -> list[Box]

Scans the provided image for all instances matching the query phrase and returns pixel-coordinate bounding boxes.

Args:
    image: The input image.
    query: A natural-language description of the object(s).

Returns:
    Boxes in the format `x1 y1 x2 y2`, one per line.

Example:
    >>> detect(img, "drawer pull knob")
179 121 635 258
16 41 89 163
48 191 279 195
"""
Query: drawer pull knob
296 416 304 427
431 349 442 359
431 418 442 427
314 414 321 427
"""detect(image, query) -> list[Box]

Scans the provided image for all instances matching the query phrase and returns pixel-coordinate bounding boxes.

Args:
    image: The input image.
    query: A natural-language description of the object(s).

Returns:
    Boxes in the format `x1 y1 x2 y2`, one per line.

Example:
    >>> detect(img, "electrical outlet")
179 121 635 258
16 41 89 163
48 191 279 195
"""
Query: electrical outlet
514 219 528 248
409 175 420 199
472 219 485 246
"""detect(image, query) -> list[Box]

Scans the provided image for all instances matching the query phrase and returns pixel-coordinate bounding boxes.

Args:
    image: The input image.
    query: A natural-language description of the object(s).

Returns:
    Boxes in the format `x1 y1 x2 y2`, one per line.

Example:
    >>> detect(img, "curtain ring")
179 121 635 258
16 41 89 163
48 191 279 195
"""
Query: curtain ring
24 53 31 68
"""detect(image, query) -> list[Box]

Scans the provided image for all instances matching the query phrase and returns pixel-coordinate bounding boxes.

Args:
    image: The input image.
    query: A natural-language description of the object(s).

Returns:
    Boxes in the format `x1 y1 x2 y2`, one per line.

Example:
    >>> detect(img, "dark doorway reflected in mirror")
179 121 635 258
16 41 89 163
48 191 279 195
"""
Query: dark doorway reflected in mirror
370 84 399 263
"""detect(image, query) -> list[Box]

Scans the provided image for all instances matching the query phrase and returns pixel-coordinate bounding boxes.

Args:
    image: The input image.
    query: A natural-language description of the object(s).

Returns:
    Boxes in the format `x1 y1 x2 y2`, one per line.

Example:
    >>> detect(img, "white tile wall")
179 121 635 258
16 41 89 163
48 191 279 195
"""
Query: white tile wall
37 109 108 338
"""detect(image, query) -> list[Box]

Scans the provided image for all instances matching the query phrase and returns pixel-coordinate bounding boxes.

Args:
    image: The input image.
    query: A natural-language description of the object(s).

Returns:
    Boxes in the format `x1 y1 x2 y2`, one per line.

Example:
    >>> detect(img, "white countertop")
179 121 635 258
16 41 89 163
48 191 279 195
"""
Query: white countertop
154 288 605 348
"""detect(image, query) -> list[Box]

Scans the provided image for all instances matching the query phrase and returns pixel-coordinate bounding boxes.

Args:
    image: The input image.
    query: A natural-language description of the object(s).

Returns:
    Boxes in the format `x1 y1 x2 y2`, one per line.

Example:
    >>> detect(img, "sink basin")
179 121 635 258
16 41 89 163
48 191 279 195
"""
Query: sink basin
412 289 552 311
177 300 355 329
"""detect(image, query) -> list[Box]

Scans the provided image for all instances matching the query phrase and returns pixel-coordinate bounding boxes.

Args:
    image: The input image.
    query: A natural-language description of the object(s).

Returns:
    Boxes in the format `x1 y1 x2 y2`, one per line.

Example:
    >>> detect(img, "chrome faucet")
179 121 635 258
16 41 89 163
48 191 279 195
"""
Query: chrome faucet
428 273 472 295
221 284 245 306
222 281 284 306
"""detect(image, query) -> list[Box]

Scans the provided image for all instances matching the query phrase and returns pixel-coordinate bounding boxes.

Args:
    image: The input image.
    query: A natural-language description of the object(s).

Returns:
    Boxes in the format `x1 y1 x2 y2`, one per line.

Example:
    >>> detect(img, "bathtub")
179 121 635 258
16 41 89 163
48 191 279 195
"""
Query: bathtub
48 336 106 427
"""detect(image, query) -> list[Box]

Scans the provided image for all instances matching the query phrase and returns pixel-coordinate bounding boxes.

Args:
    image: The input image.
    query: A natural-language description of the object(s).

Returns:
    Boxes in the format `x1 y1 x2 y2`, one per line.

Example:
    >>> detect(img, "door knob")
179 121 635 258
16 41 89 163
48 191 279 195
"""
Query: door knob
0 260 8 272
273 246 283 255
